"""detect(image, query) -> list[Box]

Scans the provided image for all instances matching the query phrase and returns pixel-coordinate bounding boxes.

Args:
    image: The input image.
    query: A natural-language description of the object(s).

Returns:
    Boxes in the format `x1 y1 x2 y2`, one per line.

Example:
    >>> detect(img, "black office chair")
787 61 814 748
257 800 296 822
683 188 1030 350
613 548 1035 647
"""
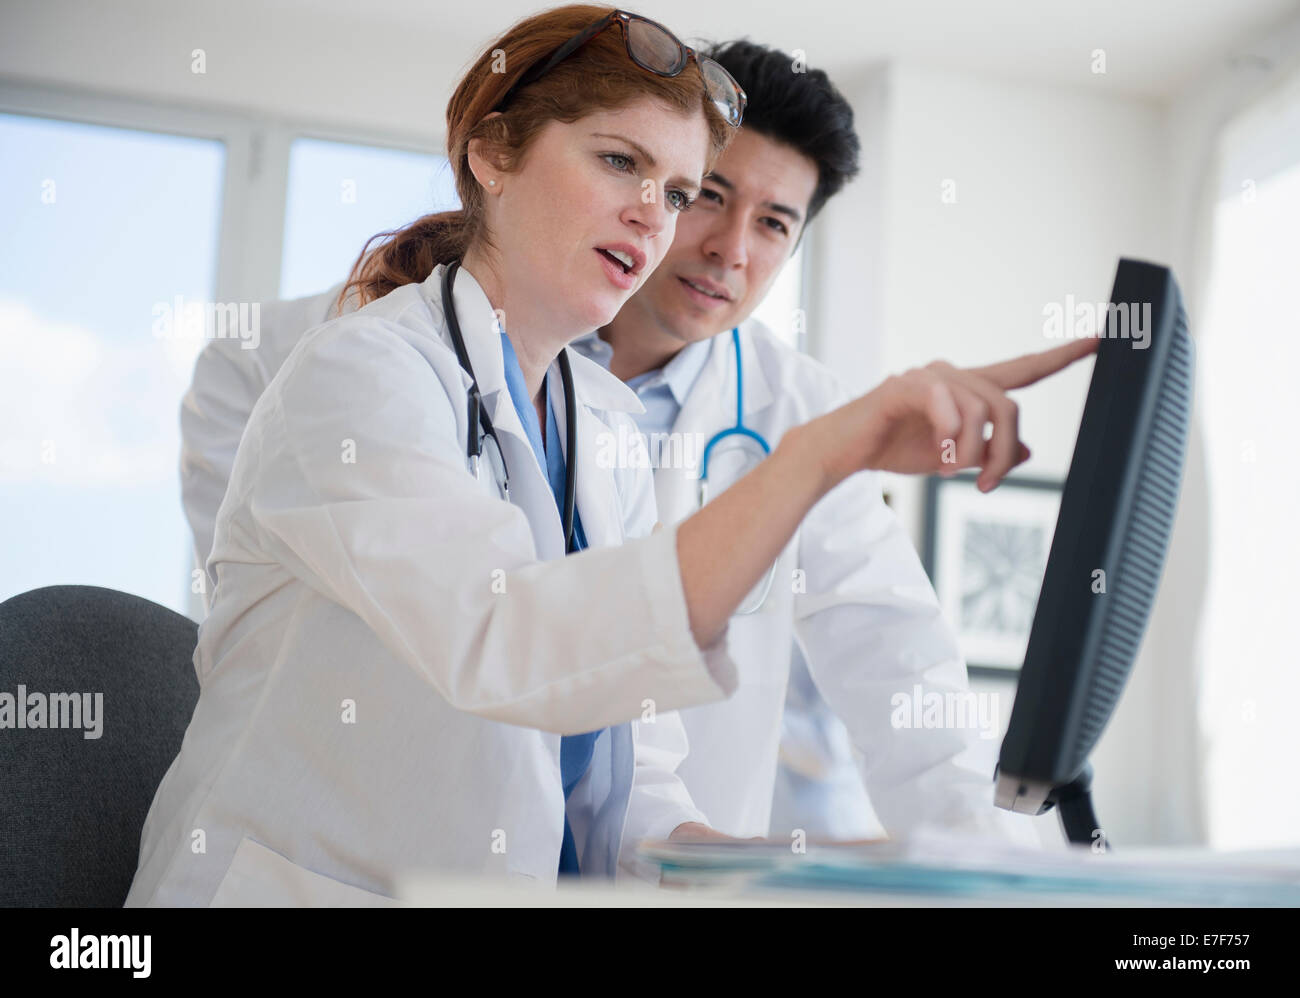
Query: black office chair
0 585 199 907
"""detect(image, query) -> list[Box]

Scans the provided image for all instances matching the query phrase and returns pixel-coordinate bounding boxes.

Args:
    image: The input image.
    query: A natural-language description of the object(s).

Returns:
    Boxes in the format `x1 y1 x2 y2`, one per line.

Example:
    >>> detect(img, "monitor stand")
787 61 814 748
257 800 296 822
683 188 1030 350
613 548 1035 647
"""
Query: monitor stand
1044 763 1107 851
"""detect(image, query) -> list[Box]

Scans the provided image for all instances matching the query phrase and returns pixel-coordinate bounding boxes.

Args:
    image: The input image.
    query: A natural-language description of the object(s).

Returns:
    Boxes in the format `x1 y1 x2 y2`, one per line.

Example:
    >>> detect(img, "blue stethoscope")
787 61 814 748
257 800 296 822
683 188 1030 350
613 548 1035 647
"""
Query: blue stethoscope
698 327 777 614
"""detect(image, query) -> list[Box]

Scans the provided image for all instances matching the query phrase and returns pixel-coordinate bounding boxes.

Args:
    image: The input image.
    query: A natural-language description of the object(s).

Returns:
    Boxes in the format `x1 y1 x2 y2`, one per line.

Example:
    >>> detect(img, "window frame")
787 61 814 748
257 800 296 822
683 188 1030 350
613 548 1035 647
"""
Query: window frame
0 78 445 308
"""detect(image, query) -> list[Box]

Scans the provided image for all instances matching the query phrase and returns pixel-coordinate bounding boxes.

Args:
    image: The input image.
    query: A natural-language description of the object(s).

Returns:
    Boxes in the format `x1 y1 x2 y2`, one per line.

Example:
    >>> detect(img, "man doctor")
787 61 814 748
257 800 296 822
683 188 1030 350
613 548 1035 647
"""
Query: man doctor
180 40 1050 850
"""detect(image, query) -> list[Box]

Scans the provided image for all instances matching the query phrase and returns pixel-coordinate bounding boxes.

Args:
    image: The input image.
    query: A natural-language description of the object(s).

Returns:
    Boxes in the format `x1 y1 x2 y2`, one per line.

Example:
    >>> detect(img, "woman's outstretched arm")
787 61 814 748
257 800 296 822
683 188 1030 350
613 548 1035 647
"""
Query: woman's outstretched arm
676 338 1098 646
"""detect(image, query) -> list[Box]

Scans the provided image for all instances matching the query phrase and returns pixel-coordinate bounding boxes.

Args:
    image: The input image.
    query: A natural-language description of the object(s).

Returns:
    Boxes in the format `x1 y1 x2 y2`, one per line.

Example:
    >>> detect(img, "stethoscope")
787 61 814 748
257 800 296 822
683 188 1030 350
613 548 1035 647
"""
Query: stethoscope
697 327 777 614
442 260 579 554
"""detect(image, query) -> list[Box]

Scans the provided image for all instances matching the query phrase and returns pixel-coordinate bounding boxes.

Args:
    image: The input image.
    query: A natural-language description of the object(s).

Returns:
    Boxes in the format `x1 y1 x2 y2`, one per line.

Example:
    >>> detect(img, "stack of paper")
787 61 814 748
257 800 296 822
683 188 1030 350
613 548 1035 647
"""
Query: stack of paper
638 830 1300 905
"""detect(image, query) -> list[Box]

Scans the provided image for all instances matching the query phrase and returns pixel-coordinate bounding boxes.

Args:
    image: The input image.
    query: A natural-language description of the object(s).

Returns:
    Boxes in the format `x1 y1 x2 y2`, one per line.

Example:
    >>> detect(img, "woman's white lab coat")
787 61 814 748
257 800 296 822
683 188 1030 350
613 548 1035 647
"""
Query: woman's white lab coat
127 264 735 906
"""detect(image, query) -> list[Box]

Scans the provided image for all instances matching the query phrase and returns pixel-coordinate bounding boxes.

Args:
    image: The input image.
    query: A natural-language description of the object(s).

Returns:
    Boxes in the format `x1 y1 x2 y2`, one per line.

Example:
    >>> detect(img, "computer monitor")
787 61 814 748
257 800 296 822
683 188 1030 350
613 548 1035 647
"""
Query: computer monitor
995 258 1195 848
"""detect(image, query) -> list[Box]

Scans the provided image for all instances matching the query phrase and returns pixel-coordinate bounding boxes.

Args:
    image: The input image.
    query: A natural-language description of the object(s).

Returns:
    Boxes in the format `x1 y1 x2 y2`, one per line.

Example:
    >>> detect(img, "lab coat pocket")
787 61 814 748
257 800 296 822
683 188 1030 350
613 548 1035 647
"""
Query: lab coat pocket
210 836 398 908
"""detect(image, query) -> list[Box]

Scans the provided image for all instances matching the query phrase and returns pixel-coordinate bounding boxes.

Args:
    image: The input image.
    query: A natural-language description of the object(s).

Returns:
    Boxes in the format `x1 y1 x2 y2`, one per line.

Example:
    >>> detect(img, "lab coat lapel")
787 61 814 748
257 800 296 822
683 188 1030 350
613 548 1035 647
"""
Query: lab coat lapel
435 262 567 562
549 347 643 549
654 333 730 526
487 394 568 562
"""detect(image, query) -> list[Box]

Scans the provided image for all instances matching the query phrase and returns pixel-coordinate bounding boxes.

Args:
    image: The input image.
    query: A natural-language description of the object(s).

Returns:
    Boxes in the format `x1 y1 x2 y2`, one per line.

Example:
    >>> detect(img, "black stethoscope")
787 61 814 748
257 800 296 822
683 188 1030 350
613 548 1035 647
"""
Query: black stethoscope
441 260 579 553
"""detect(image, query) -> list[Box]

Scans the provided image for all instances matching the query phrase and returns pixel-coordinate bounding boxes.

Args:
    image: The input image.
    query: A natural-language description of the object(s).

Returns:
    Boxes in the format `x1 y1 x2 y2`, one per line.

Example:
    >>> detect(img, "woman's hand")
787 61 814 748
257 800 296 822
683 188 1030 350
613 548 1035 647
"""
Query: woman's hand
807 337 1098 492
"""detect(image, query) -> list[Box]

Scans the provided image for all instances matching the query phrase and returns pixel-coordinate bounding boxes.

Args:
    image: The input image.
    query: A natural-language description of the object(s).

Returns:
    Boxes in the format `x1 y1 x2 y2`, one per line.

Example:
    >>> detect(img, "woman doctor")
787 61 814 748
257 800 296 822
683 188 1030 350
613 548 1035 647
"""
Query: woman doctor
128 3 1095 906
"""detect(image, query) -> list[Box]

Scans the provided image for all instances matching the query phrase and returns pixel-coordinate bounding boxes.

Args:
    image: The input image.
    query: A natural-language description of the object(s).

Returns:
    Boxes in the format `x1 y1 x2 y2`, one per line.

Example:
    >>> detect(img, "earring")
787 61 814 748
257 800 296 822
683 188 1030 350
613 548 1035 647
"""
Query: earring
488 179 496 186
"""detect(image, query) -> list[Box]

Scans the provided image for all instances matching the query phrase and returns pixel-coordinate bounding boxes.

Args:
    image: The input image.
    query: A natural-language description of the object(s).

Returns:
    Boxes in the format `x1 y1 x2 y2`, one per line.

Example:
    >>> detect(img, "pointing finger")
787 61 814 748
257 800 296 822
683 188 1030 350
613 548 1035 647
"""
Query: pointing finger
971 337 1098 391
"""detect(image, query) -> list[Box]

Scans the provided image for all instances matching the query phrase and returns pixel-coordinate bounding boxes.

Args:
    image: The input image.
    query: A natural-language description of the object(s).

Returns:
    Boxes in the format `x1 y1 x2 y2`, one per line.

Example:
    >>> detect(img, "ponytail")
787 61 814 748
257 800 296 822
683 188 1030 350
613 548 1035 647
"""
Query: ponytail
337 210 474 312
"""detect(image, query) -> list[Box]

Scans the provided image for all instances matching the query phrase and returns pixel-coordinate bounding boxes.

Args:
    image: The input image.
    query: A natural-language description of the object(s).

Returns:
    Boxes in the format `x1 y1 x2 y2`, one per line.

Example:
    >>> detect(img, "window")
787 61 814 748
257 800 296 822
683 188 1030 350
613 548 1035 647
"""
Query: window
1197 76 1300 849
751 243 806 349
279 137 458 299
0 112 224 614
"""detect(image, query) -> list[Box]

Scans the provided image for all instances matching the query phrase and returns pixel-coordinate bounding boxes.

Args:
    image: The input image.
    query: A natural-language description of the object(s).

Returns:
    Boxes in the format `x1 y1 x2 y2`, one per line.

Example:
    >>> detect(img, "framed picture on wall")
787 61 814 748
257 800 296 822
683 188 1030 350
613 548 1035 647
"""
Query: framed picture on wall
922 472 1063 676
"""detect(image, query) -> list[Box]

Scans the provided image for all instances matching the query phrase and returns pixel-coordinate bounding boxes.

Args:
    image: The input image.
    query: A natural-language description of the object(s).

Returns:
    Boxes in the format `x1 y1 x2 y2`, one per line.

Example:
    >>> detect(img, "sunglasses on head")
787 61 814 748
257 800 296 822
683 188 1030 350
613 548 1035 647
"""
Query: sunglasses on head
494 9 746 128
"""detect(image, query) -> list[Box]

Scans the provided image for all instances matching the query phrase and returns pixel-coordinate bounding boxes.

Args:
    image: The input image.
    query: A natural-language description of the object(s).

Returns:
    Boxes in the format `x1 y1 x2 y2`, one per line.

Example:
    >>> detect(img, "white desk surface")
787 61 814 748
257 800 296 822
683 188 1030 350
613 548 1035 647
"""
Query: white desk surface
398 876 1198 908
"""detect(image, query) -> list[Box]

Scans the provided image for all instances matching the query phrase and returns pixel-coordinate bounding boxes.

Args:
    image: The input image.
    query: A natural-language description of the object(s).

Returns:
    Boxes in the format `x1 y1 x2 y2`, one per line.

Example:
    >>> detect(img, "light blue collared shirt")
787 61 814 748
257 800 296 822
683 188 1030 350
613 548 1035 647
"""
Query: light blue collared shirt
569 331 713 440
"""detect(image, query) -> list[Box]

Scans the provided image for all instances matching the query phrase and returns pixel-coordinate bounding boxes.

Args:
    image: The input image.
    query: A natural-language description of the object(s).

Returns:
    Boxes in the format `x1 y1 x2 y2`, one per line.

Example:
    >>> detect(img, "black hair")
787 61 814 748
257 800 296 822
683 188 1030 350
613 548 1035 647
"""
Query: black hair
704 39 861 225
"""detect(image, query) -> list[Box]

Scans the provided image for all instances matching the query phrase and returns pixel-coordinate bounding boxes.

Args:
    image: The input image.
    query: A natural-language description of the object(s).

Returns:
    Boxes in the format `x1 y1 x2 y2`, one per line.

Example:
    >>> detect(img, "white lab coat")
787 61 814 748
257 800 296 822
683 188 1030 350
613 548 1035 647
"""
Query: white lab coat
639 320 1037 844
130 265 733 906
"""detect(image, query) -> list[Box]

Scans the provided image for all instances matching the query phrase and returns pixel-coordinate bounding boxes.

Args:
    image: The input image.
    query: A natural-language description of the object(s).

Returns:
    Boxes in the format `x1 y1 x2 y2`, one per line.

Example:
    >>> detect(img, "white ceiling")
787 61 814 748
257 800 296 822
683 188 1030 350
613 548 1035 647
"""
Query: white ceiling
244 0 1300 97
2 0 1298 137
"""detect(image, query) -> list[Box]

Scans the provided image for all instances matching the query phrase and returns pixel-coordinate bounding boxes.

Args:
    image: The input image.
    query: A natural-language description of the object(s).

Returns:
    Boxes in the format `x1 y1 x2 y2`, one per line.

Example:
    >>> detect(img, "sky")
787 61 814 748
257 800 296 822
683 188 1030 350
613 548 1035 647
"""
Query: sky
0 115 453 613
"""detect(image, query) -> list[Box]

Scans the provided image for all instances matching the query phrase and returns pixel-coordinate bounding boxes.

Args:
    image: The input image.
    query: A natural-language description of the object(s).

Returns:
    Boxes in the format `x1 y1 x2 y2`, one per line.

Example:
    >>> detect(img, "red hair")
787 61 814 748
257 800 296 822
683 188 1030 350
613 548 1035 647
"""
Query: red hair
339 4 733 310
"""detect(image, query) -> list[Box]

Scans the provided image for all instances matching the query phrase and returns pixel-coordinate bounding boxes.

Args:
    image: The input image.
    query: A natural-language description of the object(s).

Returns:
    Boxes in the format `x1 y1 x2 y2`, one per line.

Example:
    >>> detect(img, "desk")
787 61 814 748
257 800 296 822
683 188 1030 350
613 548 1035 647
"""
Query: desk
401 831 1300 906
